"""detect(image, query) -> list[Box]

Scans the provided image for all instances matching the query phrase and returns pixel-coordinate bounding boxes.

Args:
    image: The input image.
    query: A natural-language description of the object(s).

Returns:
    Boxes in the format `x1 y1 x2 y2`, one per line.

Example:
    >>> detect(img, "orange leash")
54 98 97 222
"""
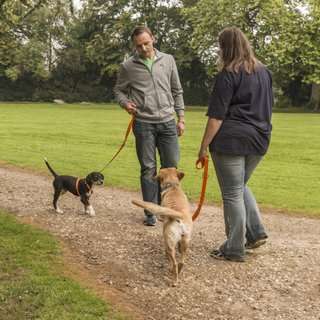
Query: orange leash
100 116 134 172
192 156 209 221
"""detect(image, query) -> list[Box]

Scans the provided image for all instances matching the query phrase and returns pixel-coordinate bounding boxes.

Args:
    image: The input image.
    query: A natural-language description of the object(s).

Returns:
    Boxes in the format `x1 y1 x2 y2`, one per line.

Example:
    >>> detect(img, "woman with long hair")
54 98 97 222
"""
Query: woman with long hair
197 27 273 262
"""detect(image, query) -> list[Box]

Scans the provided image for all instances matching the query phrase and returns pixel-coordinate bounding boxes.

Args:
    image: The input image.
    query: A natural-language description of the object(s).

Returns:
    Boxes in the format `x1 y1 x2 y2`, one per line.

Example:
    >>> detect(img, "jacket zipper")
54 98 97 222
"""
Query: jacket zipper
149 58 161 119
136 57 162 119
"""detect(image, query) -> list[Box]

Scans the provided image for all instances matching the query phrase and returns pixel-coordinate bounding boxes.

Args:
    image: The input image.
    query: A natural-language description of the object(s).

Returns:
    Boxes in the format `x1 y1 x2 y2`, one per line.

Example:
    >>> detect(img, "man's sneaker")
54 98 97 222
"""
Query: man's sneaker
245 238 267 250
143 214 157 226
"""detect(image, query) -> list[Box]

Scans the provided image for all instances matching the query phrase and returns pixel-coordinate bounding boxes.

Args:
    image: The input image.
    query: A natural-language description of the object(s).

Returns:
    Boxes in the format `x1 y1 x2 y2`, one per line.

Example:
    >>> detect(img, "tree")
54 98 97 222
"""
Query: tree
301 0 320 110
184 0 286 73
0 0 75 81
184 0 320 108
261 0 320 108
82 0 209 104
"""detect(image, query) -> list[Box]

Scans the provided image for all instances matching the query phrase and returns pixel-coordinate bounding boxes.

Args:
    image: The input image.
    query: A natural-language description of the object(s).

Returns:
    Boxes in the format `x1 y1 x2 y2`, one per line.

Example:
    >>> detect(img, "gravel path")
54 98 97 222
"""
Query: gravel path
0 165 319 320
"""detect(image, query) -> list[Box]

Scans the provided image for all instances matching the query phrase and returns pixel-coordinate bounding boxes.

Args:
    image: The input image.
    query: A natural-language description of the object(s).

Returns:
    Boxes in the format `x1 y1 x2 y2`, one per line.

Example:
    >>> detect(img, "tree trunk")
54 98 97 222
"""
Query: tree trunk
310 83 320 111
48 32 52 72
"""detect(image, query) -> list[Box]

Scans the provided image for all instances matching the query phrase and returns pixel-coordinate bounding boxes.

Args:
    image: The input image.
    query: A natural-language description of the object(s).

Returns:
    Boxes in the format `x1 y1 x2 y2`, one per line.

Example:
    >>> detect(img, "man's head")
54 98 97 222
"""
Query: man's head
131 26 155 59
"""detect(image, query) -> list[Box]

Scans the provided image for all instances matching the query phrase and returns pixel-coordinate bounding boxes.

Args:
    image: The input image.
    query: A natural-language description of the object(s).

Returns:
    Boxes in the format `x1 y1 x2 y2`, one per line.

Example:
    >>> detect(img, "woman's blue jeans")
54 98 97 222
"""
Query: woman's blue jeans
211 152 268 258
133 119 179 216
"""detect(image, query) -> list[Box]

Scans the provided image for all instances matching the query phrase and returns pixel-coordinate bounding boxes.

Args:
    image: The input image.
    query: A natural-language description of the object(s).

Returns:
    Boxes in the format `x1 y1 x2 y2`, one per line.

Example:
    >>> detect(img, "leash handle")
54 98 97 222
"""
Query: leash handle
196 156 207 169
100 115 134 172
192 156 209 221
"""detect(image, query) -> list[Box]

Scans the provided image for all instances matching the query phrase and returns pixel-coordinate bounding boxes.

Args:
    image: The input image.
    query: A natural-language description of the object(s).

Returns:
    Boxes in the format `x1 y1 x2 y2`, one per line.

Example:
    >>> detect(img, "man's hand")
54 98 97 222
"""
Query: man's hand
177 120 185 137
124 101 137 114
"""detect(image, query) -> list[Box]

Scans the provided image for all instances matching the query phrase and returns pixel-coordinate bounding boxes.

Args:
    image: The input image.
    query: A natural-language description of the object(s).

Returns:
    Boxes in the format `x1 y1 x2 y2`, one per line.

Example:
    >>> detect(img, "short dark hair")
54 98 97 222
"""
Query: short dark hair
130 26 153 41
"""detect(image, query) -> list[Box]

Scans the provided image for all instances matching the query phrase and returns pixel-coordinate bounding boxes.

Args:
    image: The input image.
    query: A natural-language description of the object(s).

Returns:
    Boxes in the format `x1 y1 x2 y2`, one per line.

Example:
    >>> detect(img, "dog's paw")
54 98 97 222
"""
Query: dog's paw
89 211 96 217
178 262 184 274
171 281 178 287
86 205 95 217
55 208 64 214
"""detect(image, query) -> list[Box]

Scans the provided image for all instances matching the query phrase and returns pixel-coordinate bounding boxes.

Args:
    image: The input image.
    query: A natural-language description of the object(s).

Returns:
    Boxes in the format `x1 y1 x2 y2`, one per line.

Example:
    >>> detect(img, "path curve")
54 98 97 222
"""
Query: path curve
0 165 319 320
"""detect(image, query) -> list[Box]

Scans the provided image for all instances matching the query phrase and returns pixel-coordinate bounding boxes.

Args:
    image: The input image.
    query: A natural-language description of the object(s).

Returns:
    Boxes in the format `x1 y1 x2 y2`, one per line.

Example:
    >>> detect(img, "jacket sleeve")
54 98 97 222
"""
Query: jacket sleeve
114 63 130 108
170 56 185 117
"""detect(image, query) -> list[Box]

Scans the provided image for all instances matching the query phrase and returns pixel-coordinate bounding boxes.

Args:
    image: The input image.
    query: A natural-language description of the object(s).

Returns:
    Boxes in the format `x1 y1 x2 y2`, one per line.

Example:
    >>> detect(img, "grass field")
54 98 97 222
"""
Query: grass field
0 210 127 320
0 103 319 216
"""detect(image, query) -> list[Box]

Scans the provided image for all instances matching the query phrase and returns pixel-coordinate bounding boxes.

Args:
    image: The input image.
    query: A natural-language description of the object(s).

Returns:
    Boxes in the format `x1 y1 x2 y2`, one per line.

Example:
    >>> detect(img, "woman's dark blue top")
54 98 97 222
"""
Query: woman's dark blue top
207 65 273 155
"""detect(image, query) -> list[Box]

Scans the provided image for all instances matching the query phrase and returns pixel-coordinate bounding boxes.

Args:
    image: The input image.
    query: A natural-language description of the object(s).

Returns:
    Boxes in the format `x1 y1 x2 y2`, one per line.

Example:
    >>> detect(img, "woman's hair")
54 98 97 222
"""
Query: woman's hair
218 27 260 73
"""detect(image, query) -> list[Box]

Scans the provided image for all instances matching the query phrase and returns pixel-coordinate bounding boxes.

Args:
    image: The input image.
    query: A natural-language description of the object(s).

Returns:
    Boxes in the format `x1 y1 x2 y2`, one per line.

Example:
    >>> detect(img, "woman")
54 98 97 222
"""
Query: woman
197 27 273 262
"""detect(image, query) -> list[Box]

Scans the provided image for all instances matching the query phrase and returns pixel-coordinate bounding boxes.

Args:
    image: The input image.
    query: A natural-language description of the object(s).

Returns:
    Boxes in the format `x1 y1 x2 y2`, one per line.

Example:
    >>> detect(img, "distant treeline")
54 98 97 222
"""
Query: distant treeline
0 0 319 109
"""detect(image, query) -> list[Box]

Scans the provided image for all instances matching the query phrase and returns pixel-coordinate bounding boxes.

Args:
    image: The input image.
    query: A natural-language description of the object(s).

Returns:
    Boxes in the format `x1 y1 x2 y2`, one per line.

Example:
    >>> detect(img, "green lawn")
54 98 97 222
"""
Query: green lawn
0 103 319 216
0 210 127 320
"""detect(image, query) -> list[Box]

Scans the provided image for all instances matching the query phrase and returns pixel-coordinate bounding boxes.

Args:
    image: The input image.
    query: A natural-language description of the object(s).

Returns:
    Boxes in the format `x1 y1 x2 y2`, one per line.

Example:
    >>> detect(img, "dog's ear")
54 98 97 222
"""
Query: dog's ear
177 170 184 180
86 173 93 180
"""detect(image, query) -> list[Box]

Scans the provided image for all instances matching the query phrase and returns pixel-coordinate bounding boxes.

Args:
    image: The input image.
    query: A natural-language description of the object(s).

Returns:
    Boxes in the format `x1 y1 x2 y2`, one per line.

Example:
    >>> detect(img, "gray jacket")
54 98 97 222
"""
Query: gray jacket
114 50 184 123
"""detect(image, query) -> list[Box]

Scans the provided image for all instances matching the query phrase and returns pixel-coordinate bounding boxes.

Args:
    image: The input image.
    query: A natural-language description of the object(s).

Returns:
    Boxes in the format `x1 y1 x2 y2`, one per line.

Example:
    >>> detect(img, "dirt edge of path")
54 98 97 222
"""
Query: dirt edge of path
18 215 146 320
1 163 320 320
0 160 318 219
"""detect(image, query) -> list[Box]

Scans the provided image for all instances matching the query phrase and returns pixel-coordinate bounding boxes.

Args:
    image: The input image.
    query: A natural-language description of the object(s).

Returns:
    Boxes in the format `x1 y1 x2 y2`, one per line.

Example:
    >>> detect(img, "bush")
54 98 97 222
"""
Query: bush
274 94 292 109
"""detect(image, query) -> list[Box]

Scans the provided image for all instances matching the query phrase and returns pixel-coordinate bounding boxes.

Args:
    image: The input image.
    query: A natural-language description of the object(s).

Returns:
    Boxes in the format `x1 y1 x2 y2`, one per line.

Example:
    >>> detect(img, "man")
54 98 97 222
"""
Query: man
114 26 185 226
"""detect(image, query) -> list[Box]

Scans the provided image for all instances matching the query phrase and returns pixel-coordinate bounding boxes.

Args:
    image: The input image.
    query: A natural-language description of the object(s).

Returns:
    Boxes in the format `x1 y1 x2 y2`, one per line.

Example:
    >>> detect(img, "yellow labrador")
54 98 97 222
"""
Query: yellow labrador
132 168 192 286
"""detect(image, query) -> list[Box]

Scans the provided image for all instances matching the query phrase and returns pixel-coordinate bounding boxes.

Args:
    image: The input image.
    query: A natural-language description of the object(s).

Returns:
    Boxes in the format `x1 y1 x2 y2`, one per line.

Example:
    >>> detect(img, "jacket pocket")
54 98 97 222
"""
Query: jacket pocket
159 92 174 113
131 91 144 109
143 94 158 116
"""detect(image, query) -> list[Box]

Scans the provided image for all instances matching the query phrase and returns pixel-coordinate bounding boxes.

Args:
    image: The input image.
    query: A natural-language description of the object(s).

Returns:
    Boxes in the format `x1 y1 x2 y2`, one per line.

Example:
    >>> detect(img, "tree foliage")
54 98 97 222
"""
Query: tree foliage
184 0 320 106
0 0 319 107
0 0 74 80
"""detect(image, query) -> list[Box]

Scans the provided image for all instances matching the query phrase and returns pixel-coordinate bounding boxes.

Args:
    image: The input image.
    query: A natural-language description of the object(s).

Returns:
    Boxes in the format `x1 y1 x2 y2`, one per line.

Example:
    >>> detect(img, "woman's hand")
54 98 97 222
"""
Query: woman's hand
197 118 223 166
197 147 208 166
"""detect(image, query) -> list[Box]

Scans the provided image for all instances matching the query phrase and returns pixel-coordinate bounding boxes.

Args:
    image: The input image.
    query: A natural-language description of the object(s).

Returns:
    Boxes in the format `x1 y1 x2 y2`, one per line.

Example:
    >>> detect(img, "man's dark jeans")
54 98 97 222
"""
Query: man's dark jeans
133 119 179 216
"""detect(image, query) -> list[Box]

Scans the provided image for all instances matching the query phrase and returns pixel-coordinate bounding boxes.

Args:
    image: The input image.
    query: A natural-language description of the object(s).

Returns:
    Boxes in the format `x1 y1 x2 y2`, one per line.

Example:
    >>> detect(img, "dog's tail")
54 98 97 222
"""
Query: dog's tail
44 157 58 177
132 199 184 220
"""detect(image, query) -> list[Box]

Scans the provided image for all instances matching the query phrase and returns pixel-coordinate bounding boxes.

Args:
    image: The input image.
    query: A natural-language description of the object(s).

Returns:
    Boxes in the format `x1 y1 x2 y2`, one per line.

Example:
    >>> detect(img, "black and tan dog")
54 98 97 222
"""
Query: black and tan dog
44 158 104 216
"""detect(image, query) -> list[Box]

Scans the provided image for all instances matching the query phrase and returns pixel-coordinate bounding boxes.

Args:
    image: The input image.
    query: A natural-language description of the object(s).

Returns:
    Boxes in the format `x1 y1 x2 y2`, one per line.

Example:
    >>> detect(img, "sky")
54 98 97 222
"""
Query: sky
73 0 82 9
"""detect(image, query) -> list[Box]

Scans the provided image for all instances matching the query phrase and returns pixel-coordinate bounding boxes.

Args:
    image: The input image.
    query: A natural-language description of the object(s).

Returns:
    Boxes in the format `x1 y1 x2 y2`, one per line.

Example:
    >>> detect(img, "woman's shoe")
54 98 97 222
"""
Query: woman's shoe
210 249 245 262
245 238 267 249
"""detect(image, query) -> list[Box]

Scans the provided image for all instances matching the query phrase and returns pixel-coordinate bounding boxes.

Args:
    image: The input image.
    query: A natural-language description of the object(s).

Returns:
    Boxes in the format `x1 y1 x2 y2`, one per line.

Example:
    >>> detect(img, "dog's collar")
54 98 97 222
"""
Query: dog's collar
161 182 179 196
76 178 81 196
76 178 92 196
84 179 92 192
